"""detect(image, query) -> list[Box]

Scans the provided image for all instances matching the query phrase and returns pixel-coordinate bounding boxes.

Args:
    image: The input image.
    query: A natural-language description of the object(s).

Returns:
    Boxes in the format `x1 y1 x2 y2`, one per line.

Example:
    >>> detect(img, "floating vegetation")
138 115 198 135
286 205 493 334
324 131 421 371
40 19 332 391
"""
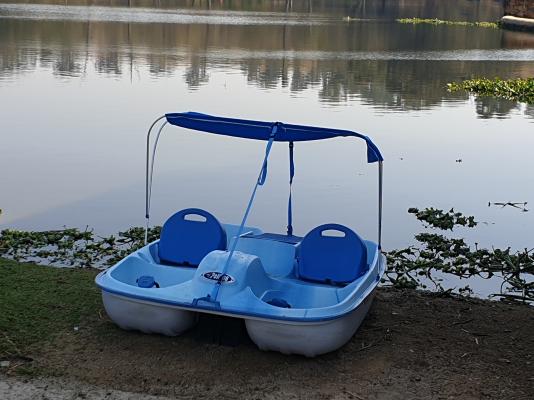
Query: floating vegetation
407 207 477 230
447 78 534 105
0 226 160 268
386 208 533 304
0 208 532 304
397 18 500 29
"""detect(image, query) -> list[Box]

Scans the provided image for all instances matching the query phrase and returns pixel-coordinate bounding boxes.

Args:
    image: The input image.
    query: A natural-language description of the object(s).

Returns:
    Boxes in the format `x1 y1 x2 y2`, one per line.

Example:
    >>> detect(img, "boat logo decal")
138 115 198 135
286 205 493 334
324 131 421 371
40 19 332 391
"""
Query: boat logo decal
202 271 235 284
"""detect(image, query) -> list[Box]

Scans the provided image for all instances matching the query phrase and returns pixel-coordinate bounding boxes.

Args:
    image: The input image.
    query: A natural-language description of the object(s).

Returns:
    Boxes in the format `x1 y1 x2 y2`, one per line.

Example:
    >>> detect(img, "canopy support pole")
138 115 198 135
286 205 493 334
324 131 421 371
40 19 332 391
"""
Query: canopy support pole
287 141 295 236
145 115 167 244
378 161 383 250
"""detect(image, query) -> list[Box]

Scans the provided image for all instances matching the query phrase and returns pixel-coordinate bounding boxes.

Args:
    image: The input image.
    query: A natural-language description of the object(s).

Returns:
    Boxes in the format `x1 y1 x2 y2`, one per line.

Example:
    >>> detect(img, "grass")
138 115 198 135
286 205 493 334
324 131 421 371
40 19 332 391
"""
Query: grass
397 18 500 29
0 258 101 361
447 78 534 105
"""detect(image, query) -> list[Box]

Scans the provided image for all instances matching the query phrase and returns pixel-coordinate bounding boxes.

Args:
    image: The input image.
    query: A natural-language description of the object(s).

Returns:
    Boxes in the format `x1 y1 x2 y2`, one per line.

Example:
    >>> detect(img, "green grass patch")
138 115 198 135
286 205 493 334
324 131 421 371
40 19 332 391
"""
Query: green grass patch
397 18 499 29
0 258 101 360
447 78 534 105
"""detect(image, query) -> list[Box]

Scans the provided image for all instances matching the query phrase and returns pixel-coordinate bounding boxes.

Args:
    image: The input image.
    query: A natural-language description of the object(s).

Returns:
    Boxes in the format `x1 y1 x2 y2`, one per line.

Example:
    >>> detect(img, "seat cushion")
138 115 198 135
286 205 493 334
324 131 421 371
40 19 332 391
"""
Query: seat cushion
298 224 368 284
158 208 227 266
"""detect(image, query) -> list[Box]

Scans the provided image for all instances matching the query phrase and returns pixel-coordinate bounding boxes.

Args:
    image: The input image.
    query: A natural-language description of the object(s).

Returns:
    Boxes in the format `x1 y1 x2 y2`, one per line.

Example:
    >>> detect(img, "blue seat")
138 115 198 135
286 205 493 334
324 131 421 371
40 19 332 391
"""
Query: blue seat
158 208 227 267
298 224 368 285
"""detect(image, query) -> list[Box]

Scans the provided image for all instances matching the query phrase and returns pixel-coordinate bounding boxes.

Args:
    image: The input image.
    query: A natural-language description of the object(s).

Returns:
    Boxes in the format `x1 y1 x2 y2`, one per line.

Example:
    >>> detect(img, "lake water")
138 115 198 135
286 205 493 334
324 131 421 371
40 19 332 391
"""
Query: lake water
1 0 533 261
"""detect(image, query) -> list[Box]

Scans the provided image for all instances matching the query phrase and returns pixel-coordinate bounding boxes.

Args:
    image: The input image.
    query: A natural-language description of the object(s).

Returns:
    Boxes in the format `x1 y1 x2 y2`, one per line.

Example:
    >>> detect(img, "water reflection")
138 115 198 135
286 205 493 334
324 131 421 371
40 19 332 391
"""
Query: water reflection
0 0 508 20
0 0 533 252
1 2 533 117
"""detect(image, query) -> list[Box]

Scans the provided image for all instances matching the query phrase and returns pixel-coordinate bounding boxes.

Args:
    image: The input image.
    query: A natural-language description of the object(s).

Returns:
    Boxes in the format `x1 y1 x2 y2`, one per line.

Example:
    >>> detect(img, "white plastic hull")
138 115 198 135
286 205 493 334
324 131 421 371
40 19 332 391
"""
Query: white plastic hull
102 291 197 336
98 249 385 355
245 289 376 357
102 288 376 356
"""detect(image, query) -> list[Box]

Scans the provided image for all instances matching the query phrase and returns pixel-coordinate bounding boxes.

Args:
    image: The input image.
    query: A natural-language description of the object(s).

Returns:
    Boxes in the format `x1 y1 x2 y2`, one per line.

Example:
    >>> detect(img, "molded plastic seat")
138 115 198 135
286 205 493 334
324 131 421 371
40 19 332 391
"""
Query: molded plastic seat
158 208 227 267
298 224 368 285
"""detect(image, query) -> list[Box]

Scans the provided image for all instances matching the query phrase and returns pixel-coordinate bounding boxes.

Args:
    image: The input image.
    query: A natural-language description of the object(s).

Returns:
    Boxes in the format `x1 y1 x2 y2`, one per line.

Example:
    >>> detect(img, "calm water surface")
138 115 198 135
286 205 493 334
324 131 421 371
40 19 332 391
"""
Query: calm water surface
1 1 533 275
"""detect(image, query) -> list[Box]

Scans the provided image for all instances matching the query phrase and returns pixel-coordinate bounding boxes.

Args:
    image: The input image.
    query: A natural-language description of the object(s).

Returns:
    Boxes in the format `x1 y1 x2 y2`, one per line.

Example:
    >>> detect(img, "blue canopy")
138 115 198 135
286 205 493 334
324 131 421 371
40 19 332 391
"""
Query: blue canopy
165 112 383 163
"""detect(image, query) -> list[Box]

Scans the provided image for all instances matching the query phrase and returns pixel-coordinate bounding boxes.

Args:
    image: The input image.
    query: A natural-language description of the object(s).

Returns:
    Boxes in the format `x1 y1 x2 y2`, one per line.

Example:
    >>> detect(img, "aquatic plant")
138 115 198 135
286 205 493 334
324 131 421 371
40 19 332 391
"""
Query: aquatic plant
447 78 534 105
385 208 533 304
397 18 500 29
0 226 160 268
407 207 477 230
0 208 532 303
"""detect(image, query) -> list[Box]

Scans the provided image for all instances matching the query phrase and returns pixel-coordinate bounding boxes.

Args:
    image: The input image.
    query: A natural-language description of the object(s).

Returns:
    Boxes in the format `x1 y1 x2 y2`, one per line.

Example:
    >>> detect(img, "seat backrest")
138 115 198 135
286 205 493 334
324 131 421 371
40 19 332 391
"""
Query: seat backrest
235 236 298 277
298 224 368 284
159 208 227 266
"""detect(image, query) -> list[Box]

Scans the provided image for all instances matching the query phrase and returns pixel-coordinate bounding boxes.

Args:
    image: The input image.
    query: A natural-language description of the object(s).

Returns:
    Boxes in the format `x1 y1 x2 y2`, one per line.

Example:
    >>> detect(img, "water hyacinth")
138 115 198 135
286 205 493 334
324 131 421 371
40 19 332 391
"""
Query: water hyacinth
0 208 532 304
0 226 161 268
407 207 477 230
447 78 534 105
397 18 500 29
385 208 533 304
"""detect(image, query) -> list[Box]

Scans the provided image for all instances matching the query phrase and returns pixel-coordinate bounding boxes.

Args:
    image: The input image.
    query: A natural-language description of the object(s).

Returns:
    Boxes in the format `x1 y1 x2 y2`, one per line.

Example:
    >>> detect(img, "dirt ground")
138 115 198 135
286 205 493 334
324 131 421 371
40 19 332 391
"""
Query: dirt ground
2 288 533 400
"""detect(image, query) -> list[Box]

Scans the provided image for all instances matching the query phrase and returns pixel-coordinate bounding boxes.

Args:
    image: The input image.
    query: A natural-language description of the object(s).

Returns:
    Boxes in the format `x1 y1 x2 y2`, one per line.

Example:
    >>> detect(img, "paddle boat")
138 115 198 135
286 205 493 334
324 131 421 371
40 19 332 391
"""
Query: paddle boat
95 112 385 357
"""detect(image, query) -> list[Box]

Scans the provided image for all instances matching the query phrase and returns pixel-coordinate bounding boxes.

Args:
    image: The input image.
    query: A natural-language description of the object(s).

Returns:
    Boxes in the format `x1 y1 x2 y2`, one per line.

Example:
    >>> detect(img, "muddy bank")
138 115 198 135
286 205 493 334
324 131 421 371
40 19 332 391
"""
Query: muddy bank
2 288 533 400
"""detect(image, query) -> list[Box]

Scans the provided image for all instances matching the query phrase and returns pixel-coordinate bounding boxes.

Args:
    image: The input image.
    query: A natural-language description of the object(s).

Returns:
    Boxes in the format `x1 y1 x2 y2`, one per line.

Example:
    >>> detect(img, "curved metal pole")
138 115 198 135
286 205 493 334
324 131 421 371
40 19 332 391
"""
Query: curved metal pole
148 121 168 214
145 115 166 244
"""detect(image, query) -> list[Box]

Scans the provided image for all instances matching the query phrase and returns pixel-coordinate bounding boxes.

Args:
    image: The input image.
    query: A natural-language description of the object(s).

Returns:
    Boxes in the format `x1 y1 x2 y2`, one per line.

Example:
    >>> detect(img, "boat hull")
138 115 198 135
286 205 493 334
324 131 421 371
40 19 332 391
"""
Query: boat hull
96 238 385 356
245 289 376 357
100 288 376 357
102 291 197 336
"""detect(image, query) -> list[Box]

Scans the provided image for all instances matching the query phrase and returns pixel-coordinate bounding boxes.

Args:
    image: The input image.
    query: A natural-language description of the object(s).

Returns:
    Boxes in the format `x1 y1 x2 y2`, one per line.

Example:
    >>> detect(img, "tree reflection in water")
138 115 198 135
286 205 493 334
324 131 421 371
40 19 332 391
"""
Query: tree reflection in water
0 0 533 118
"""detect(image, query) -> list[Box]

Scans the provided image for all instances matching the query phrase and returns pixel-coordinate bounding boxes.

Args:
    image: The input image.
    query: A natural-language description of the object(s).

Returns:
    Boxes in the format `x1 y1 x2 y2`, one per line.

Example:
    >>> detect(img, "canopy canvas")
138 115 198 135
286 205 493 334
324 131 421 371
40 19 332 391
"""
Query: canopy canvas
165 112 383 163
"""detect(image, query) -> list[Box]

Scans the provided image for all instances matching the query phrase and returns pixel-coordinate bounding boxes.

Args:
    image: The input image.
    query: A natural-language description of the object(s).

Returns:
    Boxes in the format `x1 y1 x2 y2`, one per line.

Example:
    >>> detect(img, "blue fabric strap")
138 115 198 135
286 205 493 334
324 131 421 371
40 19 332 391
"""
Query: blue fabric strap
209 124 279 302
258 132 274 186
287 141 294 236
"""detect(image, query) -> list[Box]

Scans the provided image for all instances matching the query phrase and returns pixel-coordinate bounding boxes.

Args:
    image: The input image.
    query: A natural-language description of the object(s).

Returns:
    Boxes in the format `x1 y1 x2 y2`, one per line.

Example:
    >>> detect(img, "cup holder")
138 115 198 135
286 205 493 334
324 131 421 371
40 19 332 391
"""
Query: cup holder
266 298 291 308
262 290 291 308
